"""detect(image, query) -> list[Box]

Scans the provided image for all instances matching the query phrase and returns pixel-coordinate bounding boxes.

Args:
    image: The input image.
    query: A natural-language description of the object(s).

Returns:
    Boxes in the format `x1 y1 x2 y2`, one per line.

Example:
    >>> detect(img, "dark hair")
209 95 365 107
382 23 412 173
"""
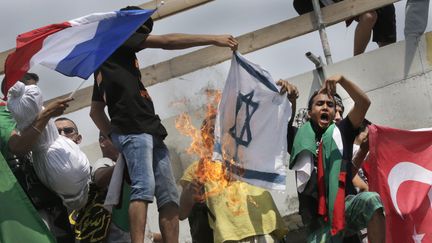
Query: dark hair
55 117 79 132
120 6 153 34
21 73 39 84
307 91 338 111
334 93 344 107
307 91 319 111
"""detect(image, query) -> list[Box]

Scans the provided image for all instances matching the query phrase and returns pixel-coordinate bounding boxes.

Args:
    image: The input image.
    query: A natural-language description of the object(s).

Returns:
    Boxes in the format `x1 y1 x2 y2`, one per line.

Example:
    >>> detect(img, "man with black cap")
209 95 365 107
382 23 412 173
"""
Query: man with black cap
90 6 238 243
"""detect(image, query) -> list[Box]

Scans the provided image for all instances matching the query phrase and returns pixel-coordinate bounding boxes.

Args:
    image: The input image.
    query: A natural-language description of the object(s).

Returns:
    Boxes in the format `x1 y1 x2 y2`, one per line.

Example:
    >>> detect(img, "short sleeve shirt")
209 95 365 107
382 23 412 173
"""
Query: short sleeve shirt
92 33 167 137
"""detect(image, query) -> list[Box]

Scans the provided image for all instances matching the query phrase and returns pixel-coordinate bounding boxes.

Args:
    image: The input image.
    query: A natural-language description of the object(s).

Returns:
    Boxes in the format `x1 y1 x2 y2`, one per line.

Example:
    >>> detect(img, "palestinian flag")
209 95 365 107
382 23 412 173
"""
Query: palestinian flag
290 121 347 236
0 152 55 242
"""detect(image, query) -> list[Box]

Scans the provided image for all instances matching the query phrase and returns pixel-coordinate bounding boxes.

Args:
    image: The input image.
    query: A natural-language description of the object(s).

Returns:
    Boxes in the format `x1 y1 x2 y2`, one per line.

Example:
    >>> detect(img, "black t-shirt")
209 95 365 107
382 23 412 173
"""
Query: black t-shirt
92 32 167 138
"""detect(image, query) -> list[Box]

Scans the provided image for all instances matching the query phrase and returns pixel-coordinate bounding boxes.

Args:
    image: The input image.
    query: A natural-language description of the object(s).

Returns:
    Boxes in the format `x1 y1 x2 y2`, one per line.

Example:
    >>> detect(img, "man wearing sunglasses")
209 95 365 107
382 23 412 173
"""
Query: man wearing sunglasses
55 117 82 144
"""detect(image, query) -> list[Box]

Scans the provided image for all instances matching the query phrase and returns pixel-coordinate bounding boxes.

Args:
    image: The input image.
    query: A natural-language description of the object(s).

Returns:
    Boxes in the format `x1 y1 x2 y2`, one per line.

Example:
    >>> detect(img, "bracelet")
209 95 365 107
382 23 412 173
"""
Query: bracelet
31 125 42 134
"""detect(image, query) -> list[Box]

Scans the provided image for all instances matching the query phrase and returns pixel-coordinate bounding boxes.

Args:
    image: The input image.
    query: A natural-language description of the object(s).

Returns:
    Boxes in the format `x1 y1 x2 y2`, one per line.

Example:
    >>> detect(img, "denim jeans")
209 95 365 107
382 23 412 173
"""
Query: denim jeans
111 133 179 208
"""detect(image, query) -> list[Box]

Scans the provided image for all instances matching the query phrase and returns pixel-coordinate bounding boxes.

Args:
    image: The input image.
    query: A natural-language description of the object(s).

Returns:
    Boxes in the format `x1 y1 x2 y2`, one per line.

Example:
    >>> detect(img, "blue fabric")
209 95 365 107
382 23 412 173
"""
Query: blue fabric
55 9 154 79
111 132 179 207
234 53 278 92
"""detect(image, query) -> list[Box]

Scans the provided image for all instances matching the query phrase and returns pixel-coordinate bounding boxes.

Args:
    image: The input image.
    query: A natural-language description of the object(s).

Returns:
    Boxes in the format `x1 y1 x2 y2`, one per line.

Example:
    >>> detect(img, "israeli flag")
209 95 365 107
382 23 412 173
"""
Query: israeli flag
213 52 292 190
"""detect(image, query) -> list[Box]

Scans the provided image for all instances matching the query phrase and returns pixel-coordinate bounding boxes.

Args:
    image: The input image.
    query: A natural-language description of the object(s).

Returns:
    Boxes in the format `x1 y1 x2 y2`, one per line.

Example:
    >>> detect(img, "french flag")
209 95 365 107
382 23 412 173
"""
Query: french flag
2 9 155 97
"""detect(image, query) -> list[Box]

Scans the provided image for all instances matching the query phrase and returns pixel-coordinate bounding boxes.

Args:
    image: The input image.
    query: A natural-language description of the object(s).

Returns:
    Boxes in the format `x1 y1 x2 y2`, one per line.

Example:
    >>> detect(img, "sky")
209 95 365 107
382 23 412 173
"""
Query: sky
1 0 431 146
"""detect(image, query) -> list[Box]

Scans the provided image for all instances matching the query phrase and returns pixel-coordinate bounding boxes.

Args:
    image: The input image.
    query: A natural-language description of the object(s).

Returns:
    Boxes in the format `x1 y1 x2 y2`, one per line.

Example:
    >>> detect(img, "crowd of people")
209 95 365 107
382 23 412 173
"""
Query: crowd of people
0 1 429 243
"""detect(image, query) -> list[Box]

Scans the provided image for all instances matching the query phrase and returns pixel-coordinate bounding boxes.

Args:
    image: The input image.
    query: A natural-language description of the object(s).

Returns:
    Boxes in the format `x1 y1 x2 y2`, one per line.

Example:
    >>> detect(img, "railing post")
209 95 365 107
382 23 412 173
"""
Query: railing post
312 0 333 65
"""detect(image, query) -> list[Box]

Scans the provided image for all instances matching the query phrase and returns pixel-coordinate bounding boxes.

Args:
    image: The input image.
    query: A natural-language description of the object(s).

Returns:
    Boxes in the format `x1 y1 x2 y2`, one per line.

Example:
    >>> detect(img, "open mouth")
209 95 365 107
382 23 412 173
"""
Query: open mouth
319 113 330 125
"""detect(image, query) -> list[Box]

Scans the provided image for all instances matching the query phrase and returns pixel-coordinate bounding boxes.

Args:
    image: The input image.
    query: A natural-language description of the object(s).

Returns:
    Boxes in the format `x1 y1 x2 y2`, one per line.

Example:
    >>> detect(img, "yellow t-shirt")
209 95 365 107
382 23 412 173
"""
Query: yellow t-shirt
180 161 288 243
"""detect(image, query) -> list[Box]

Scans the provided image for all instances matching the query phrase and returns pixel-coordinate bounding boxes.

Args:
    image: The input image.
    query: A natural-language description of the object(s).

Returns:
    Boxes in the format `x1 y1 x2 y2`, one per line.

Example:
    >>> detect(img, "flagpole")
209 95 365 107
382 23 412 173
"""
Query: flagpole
68 79 86 99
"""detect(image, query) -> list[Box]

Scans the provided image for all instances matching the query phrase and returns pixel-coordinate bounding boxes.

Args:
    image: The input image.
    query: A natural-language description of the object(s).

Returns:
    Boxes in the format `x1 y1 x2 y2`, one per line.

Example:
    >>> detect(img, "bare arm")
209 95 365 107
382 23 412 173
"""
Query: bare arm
90 101 111 136
276 79 299 126
179 180 204 220
94 166 115 189
352 132 369 175
320 75 371 129
141 34 238 51
8 97 72 155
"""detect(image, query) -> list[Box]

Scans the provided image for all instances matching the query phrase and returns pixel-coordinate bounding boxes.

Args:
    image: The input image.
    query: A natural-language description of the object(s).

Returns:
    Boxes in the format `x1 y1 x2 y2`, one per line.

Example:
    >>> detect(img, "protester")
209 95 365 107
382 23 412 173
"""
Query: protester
288 75 385 242
20 72 39 85
2 78 75 242
333 93 344 123
8 81 90 210
89 6 238 243
292 0 396 56
334 94 368 193
55 117 82 144
92 132 162 243
179 115 288 243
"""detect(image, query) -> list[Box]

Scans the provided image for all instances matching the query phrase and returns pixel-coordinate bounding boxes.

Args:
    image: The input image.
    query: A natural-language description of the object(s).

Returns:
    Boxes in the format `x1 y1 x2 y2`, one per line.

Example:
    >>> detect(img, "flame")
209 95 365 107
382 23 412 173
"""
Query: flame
175 90 230 198
175 89 255 215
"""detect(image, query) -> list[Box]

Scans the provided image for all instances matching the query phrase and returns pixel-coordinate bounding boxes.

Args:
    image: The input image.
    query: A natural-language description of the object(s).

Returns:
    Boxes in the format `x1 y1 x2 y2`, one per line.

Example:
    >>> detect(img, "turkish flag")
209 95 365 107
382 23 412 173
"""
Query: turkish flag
368 125 432 243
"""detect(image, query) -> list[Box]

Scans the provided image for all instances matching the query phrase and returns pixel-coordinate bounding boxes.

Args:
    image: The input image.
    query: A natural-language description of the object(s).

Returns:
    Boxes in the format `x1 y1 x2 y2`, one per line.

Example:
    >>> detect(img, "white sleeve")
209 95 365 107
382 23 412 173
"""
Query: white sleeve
292 151 314 193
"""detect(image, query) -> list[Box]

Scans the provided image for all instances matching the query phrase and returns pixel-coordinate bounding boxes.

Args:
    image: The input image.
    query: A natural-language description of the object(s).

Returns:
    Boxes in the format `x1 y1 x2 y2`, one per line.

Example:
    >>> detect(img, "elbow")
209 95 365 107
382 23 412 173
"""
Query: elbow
179 211 188 221
363 97 371 113
365 97 371 108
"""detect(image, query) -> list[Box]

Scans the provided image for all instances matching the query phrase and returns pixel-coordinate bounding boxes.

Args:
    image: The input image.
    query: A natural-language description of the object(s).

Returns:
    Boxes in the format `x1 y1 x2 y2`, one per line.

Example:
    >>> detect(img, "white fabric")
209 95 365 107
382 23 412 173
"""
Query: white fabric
104 155 125 212
292 151 314 193
213 52 292 190
7 82 90 210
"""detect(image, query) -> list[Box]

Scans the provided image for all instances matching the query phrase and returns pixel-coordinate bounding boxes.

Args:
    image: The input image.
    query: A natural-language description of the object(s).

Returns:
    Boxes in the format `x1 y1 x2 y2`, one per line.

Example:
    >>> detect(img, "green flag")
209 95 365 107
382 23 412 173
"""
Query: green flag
0 152 55 243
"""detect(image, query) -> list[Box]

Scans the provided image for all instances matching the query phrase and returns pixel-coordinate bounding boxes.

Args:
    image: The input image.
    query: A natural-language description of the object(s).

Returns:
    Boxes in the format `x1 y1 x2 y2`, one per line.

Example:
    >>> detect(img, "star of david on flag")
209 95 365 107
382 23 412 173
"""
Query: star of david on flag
213 52 292 190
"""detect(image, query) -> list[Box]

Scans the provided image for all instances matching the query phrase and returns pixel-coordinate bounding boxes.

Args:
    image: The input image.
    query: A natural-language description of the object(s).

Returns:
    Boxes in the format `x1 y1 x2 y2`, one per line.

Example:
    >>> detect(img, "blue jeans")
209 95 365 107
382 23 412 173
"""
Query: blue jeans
111 133 179 208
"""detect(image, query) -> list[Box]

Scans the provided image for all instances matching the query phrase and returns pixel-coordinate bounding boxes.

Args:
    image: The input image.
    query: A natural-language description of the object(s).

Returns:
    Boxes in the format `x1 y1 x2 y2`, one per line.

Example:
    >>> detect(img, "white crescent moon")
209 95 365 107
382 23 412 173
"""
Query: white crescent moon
387 162 432 218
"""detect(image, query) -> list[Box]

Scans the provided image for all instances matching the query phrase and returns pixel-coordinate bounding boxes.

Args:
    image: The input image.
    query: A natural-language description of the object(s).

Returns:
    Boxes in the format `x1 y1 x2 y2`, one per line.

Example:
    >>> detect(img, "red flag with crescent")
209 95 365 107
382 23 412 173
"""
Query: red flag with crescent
368 125 432 243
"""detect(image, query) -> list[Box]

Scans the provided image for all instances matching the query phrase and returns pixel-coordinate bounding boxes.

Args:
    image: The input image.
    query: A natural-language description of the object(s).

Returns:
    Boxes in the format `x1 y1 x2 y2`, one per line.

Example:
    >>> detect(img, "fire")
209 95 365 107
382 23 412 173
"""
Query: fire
175 89 255 215
175 90 232 199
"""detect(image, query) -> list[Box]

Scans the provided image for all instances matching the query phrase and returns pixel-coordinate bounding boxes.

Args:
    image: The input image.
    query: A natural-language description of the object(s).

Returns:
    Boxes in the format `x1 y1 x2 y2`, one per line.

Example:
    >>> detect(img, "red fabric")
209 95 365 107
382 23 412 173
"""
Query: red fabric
317 142 327 221
368 125 432 243
331 171 346 235
2 22 70 98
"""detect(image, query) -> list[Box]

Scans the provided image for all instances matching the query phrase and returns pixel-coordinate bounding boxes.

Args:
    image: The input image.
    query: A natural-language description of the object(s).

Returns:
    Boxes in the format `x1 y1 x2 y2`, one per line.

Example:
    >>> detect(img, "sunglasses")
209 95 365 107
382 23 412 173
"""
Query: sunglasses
57 127 76 135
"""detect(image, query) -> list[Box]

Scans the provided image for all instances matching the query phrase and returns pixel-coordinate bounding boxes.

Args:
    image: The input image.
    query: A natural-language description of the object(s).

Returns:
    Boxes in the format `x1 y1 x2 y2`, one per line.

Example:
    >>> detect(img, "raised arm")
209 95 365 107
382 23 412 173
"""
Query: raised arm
140 34 238 51
276 79 299 154
8 97 72 155
320 75 370 129
276 79 299 126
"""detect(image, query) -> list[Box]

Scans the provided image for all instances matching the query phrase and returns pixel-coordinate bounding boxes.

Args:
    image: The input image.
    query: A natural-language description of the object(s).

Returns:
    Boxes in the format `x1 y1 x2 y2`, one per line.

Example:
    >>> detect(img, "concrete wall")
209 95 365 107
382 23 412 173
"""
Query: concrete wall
80 32 432 242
